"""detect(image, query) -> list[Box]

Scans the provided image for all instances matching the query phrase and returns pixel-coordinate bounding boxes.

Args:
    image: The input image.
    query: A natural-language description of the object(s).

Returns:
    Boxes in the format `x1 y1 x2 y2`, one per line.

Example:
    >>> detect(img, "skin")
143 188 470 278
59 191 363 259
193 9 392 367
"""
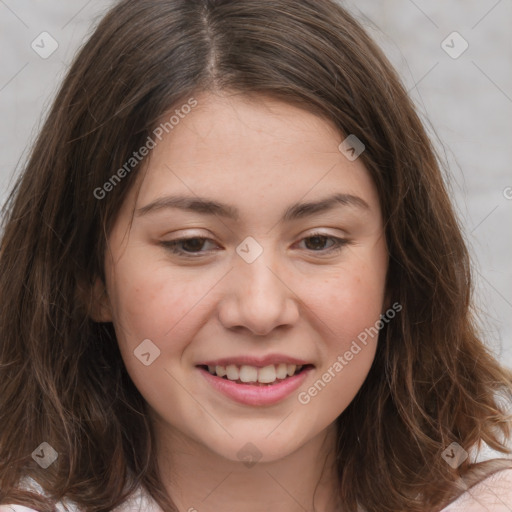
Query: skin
92 91 389 511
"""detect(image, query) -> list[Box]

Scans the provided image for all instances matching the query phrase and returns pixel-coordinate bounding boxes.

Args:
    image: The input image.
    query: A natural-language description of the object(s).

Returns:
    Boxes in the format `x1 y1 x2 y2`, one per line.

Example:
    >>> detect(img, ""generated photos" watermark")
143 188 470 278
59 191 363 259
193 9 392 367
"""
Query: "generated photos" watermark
94 97 198 200
298 302 402 404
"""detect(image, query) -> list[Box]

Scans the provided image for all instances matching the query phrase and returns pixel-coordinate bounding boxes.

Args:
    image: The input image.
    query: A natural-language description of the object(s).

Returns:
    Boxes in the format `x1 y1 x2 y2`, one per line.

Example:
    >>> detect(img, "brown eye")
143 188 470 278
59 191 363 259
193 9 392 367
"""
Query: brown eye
298 233 349 254
161 237 218 256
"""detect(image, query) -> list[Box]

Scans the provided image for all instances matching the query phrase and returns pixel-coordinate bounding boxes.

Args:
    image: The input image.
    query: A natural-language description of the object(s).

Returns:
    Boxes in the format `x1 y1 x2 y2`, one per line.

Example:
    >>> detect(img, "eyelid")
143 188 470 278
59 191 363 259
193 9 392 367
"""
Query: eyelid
160 230 350 258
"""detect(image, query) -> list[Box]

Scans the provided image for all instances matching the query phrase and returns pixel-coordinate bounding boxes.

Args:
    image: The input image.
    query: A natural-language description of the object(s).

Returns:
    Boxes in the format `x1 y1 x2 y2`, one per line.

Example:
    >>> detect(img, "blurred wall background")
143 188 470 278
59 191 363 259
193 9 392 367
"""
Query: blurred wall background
1 0 511 368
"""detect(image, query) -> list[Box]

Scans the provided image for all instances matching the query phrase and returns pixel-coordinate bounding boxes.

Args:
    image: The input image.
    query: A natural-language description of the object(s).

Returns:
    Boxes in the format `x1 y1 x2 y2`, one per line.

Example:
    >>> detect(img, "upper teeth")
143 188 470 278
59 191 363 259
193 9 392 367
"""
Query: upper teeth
207 363 302 384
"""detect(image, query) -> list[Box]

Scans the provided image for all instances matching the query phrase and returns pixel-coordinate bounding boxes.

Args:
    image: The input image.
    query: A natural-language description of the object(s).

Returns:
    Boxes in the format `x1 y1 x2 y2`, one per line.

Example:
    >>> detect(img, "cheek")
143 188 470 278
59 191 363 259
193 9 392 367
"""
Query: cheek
106 255 209 349
316 261 386 342
106 259 209 401
298 267 383 419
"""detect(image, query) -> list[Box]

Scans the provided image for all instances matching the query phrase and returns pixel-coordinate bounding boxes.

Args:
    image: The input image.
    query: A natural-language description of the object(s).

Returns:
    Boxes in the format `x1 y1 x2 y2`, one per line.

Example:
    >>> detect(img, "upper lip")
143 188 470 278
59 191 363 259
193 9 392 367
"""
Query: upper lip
196 354 312 368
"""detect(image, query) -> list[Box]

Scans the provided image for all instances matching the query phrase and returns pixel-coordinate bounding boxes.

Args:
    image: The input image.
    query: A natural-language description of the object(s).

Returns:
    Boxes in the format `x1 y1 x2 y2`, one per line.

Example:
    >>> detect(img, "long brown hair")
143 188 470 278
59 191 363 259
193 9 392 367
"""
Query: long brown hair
1 0 511 511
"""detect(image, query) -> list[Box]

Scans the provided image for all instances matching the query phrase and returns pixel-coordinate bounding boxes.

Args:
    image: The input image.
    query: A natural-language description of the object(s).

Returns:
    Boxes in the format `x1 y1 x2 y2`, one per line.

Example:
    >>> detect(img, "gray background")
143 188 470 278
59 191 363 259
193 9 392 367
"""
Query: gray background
1 0 511 370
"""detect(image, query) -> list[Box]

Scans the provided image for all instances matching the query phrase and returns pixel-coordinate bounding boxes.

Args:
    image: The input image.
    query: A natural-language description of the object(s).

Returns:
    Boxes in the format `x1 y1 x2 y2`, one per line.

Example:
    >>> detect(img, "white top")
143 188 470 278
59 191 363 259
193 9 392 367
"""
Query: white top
1 468 512 511
0 479 161 512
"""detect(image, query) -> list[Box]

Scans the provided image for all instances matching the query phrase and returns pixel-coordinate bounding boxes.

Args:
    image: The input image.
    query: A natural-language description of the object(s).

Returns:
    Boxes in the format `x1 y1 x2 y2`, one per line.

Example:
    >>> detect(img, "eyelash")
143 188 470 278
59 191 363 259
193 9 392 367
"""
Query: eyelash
161 232 350 258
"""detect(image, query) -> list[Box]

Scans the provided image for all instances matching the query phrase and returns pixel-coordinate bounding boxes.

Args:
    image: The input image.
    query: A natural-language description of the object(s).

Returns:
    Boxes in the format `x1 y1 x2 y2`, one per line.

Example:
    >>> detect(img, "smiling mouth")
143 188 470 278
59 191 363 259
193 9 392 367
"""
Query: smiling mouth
197 363 313 386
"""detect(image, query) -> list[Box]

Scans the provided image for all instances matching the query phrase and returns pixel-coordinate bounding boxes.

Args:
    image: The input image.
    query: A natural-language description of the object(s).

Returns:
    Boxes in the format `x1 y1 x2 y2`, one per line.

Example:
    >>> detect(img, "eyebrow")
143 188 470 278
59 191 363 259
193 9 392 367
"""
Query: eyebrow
136 192 370 222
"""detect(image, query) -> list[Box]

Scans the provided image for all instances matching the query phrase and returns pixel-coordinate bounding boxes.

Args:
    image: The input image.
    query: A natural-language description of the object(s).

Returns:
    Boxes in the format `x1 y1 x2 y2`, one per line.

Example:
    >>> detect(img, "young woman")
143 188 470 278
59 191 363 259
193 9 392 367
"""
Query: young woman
1 1 511 511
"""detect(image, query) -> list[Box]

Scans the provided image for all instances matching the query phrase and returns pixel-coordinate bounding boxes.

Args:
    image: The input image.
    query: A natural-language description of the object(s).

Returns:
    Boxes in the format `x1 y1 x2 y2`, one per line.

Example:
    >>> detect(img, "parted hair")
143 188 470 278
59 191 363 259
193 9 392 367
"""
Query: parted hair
1 0 511 511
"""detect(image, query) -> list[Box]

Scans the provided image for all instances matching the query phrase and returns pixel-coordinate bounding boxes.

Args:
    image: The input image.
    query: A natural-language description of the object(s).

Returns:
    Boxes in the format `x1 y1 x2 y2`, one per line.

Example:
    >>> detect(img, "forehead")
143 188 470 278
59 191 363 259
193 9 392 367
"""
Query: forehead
164 93 342 159
129 92 381 220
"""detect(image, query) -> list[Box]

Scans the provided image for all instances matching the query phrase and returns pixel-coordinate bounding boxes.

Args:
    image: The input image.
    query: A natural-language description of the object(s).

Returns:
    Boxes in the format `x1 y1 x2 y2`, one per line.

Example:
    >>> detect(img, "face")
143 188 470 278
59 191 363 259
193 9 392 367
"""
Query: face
95 92 388 464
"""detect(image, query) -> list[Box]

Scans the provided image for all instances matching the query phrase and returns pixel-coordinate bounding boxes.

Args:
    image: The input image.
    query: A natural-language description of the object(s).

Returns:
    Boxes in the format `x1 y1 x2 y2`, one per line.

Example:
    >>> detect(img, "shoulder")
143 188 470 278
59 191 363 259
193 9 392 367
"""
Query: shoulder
0 503 78 512
0 476 80 512
440 468 512 511
0 507 42 512
0 507 37 512
0 479 161 512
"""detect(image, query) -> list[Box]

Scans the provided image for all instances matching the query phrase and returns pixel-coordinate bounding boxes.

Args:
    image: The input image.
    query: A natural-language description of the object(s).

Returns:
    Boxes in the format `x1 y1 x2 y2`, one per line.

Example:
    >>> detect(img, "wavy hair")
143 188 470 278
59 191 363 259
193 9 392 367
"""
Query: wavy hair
1 0 511 511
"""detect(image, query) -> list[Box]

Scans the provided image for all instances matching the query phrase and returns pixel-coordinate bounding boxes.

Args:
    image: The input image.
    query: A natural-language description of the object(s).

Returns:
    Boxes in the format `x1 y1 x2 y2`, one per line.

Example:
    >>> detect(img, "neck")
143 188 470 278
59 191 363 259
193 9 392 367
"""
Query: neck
153 419 340 512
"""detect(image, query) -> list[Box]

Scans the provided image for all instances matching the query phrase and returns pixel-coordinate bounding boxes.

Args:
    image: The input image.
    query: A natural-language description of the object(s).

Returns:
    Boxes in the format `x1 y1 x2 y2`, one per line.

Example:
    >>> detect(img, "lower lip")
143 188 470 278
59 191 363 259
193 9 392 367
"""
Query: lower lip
197 366 313 406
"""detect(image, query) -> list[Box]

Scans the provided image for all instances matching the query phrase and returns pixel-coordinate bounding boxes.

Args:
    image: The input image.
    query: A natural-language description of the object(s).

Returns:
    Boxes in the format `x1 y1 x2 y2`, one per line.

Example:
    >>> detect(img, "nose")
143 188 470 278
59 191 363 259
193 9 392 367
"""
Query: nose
217 248 300 336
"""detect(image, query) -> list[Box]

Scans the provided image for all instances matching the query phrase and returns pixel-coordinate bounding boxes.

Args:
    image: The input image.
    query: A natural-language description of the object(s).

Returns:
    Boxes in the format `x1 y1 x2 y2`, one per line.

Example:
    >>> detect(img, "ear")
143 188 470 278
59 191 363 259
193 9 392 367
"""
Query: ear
87 276 113 323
